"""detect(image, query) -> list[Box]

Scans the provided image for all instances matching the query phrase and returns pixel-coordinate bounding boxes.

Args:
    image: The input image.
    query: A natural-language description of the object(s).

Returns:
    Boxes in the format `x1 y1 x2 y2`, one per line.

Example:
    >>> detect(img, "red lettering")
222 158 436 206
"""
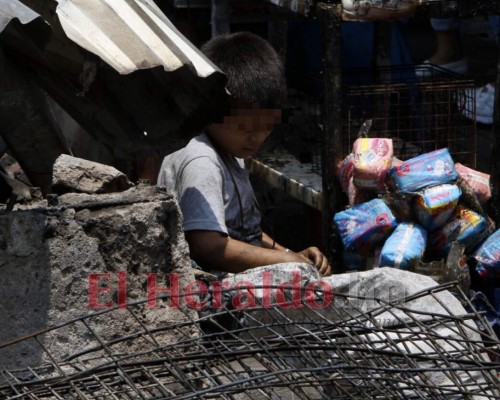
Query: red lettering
117 271 127 308
210 280 231 308
275 271 302 309
88 273 113 309
146 274 180 308
232 281 256 309
184 280 208 310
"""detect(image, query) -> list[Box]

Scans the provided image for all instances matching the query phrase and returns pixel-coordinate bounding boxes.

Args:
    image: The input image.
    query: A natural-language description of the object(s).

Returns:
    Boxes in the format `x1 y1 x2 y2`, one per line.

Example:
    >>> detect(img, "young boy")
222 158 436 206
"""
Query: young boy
158 32 331 276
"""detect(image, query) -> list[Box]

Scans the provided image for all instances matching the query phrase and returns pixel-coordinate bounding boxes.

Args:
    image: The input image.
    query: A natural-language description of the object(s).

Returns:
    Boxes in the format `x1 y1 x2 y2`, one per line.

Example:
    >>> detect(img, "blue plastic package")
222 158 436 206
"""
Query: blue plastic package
379 223 427 270
415 184 461 231
474 229 500 282
388 148 458 192
428 206 489 258
334 198 397 256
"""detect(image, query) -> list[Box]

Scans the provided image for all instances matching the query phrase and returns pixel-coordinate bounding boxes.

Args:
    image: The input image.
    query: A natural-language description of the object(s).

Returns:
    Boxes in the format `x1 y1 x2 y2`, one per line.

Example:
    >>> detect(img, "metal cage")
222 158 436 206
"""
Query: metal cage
343 64 477 167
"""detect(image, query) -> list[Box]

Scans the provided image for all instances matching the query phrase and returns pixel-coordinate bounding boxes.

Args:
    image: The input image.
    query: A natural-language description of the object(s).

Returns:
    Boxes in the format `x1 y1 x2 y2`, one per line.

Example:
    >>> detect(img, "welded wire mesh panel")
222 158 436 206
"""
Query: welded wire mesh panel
344 64 477 167
0 281 499 399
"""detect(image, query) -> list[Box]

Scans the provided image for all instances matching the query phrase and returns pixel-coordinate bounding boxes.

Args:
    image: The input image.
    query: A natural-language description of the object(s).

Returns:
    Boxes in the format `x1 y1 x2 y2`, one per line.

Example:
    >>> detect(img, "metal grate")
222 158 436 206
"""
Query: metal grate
1 281 499 399
344 64 477 167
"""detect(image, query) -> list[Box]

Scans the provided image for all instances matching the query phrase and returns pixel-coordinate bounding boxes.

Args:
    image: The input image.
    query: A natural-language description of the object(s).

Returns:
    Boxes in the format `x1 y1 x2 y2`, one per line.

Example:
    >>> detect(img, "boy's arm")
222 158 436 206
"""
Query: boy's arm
260 232 332 276
186 230 311 273
260 232 287 250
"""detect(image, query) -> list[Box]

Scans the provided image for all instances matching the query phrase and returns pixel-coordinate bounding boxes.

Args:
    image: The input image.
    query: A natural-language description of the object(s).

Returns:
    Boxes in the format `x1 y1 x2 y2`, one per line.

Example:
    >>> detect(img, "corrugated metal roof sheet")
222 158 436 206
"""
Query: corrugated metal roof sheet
0 0 46 33
55 0 221 76
0 0 227 165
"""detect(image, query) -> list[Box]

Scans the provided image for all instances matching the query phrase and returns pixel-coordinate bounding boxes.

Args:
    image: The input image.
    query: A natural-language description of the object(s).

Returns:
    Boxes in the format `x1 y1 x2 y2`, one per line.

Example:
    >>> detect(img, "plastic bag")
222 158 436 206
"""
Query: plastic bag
334 198 397 256
379 222 427 270
353 138 393 191
455 163 492 205
415 184 461 231
388 148 457 192
473 229 500 282
428 206 488 257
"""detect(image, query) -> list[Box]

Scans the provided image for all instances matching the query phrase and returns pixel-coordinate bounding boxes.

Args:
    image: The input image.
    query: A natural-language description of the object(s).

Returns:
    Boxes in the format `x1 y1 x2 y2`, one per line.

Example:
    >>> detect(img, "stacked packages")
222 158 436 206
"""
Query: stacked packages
334 142 497 282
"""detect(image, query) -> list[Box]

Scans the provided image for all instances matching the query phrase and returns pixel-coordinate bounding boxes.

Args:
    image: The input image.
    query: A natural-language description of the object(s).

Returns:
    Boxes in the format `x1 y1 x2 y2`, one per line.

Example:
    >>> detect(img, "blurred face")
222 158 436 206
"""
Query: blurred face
207 102 282 158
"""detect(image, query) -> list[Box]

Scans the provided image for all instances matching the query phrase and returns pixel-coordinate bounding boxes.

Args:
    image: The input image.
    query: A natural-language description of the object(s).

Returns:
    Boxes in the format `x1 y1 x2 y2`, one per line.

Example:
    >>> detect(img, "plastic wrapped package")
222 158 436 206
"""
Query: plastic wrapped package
337 153 372 206
388 148 458 192
334 198 398 256
455 163 492 204
379 223 427 270
337 153 355 193
428 206 489 258
415 184 461 231
352 138 393 191
473 229 500 282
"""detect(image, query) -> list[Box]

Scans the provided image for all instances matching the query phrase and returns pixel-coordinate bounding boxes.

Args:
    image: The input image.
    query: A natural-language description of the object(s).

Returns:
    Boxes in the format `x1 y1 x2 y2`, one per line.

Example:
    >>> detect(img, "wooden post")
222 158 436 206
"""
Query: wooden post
318 3 344 271
491 24 500 225
0 46 67 194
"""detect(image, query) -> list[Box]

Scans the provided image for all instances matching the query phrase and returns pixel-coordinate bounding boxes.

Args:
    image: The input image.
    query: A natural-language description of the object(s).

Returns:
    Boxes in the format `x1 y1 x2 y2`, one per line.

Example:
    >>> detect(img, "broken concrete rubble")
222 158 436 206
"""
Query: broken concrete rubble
51 154 133 195
0 185 197 371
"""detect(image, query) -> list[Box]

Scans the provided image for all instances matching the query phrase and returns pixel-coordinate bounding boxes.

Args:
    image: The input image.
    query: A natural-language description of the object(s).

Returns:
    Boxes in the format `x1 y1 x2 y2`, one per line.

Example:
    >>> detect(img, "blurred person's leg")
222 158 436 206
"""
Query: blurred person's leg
428 18 463 65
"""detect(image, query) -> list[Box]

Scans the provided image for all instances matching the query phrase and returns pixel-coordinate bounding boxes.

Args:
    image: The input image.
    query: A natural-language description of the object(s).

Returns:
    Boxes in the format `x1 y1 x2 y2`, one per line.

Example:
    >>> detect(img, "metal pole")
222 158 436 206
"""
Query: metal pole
211 0 230 38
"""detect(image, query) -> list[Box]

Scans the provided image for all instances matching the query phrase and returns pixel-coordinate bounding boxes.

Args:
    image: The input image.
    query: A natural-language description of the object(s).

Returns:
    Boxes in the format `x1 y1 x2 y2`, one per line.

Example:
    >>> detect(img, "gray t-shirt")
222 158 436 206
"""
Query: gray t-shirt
157 133 262 244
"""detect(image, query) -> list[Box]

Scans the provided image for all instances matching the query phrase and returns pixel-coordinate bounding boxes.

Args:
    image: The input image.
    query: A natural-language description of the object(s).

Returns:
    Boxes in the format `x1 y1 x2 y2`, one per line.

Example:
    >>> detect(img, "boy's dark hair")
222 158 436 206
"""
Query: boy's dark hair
201 32 287 108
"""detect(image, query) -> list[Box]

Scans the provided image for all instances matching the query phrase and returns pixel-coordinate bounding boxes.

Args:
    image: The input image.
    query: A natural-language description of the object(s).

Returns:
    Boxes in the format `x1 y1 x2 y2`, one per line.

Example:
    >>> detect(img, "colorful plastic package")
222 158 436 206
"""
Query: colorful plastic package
334 198 397 256
415 184 461 231
388 148 458 192
337 153 372 206
455 163 492 204
337 153 355 194
379 223 427 270
428 205 489 257
473 229 500 282
353 138 393 191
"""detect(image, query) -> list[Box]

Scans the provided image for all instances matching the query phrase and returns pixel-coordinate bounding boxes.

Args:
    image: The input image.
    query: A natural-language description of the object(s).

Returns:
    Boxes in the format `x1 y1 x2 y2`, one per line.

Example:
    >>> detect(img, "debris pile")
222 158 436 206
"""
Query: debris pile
0 155 196 371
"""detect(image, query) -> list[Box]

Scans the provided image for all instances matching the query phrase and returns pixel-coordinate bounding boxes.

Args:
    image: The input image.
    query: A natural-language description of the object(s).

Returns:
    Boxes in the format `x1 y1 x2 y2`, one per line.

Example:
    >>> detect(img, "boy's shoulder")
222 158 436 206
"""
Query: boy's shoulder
167 133 219 166
160 133 225 182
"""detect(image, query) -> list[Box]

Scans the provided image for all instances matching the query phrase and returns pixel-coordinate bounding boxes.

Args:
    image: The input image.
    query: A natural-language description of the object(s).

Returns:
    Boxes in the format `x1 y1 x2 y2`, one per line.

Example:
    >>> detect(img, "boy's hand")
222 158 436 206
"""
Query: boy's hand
298 247 332 277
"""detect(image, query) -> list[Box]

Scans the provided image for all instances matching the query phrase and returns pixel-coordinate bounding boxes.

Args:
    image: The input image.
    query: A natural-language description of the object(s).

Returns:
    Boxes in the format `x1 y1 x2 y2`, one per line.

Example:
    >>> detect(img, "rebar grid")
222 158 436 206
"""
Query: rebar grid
0 281 499 399
344 64 476 167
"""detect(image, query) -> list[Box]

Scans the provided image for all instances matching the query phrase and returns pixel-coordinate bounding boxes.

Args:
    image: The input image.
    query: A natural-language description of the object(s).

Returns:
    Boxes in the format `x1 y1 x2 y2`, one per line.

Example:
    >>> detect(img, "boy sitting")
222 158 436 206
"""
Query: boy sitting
158 32 331 276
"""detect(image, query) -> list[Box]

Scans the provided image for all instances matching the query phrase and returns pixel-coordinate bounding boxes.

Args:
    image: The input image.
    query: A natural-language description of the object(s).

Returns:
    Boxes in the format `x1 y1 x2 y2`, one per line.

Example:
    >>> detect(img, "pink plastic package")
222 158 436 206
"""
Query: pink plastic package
353 138 393 191
455 163 491 204
337 153 372 206
337 153 355 193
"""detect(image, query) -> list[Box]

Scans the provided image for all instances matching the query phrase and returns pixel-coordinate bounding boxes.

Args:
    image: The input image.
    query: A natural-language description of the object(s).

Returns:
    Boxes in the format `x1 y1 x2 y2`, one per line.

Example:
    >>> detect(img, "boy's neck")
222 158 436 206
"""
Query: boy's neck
205 129 232 160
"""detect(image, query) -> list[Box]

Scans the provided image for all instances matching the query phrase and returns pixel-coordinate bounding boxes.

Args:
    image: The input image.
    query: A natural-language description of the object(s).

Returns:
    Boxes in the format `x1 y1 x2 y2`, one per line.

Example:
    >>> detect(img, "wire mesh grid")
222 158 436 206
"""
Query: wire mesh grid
1 281 499 399
281 64 476 176
343 64 477 167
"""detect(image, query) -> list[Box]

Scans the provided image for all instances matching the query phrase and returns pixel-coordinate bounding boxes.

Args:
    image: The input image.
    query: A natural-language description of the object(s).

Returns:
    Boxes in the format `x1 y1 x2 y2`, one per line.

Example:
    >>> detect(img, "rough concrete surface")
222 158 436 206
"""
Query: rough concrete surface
0 185 197 371
52 154 133 194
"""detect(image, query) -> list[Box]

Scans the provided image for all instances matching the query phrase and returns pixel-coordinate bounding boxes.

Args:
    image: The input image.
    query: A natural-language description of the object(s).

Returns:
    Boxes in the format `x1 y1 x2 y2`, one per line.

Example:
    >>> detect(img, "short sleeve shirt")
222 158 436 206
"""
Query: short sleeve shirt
157 134 262 244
